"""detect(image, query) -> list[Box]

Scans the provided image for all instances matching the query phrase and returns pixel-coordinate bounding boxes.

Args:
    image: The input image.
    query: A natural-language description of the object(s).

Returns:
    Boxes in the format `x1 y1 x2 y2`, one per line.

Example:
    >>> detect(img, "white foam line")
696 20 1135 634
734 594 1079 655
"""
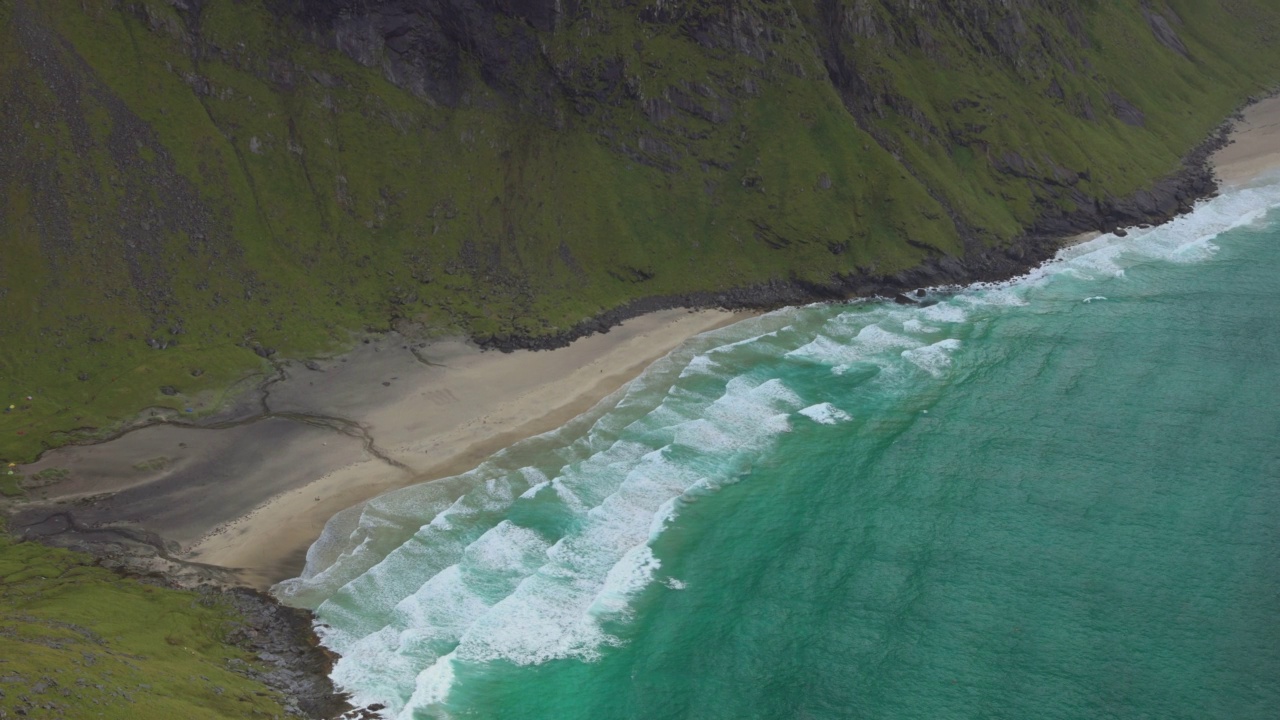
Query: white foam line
289 177 1280 716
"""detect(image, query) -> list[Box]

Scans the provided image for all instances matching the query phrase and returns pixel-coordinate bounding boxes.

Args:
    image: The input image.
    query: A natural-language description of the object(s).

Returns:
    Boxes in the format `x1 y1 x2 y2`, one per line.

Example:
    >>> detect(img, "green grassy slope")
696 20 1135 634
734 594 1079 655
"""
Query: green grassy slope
0 531 294 718
802 0 1280 237
1 0 1278 462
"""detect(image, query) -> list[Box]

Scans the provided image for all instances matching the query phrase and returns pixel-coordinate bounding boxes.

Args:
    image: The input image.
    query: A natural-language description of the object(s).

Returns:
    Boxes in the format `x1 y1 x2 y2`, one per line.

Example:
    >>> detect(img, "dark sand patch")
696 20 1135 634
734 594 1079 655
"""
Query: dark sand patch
9 310 744 588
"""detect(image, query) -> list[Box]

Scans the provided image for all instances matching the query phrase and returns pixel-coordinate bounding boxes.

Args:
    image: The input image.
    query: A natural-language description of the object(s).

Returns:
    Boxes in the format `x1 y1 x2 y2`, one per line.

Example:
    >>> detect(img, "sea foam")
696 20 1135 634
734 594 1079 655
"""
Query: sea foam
275 178 1280 718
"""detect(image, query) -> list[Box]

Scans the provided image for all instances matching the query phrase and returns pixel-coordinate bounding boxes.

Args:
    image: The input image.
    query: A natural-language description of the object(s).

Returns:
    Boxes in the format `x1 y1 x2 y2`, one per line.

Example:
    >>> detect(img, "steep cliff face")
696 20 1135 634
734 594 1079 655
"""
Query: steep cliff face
277 0 560 106
276 0 1245 239
1 0 1278 460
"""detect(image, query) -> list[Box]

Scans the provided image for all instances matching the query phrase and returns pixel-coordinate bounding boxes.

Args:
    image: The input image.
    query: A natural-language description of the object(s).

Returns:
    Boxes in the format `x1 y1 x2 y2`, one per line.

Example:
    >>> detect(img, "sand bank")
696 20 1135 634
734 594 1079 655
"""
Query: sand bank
1213 95 1280 187
14 309 744 588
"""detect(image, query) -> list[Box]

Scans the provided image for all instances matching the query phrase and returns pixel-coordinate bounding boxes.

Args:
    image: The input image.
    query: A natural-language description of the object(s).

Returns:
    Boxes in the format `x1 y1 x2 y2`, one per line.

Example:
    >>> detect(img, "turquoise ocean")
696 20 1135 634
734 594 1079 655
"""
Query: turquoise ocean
276 175 1280 719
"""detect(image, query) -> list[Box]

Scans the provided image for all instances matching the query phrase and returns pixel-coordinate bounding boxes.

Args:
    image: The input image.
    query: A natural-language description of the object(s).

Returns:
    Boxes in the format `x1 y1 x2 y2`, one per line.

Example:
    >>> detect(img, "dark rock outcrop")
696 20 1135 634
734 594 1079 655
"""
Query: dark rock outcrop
1142 2 1190 58
222 588 352 719
1108 91 1147 127
278 0 560 106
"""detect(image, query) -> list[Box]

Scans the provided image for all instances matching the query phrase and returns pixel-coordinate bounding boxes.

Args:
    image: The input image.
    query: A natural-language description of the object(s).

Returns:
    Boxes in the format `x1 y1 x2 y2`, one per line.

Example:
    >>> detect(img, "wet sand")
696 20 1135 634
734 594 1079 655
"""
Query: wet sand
13 309 744 588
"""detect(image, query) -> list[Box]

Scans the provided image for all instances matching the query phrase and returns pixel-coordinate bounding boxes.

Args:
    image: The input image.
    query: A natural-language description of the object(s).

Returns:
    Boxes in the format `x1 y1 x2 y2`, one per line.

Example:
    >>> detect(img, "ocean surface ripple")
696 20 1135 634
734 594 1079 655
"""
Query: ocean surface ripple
276 175 1280 719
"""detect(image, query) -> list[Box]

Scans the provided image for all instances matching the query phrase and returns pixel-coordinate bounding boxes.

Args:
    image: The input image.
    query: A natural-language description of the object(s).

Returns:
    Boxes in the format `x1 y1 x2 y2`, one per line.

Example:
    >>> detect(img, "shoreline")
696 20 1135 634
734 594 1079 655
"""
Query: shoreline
1 93 1276 720
186 308 749 588
6 96 1280 592
10 308 747 589
1212 94 1280 188
204 93 1280 589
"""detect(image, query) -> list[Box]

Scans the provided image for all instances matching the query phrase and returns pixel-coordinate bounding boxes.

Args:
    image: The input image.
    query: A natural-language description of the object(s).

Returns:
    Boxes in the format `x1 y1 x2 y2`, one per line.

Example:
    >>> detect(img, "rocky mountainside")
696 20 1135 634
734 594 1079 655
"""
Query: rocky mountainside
2 0 1279 460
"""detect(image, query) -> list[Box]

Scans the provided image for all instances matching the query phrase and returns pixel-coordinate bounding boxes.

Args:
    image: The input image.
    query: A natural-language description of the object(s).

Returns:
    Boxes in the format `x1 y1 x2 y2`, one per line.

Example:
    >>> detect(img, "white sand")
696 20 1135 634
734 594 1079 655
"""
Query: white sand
181 309 744 587
1213 95 1280 187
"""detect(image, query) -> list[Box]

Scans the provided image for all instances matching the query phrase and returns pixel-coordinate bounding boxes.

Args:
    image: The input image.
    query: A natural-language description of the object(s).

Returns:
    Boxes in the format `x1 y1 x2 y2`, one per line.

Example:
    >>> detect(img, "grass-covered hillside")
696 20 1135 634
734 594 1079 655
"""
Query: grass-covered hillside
0 529 310 718
2 0 1279 461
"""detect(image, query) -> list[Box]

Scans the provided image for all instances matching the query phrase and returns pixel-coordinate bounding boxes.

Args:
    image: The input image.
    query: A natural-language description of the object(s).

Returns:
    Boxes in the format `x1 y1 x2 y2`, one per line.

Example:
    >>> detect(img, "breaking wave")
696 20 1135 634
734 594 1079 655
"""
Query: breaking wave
274 176 1280 718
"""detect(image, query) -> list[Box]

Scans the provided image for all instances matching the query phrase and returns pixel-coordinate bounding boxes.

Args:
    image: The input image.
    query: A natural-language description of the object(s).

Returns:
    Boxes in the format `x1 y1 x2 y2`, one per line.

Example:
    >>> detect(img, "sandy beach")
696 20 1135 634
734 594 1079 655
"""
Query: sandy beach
1213 95 1280 187
11 96 1280 592
14 309 745 588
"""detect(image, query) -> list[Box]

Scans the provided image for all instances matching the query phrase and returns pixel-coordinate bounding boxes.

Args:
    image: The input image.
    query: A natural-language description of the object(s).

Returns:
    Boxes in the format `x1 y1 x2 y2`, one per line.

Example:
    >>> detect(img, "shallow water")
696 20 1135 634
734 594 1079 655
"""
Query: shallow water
277 175 1280 719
